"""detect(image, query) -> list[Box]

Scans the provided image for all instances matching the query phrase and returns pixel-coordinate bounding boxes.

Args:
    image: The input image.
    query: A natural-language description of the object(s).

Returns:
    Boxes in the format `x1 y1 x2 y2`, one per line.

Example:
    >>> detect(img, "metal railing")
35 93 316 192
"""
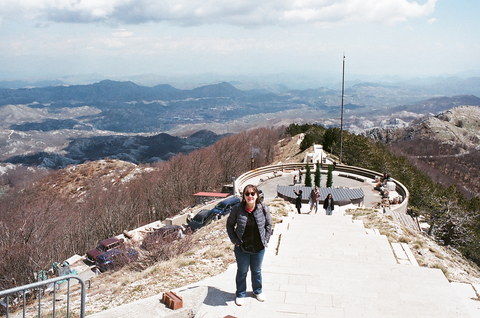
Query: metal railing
0 275 88 318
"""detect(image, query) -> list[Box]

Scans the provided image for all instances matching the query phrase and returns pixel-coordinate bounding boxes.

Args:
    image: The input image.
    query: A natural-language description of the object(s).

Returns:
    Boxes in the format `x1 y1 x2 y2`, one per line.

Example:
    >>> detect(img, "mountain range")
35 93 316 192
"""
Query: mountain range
2 78 480 132
5 130 226 168
1 77 480 168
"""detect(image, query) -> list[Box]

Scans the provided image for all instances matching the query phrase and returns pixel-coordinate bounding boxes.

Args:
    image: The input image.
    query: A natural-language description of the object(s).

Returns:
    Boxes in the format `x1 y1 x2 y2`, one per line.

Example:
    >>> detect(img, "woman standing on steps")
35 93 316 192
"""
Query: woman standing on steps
226 184 272 306
293 189 303 214
310 186 320 213
323 193 335 215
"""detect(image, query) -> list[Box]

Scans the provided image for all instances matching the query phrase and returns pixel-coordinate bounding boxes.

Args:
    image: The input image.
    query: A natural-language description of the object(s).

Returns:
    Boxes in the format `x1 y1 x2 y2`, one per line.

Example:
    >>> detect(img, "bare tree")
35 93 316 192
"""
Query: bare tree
0 127 282 287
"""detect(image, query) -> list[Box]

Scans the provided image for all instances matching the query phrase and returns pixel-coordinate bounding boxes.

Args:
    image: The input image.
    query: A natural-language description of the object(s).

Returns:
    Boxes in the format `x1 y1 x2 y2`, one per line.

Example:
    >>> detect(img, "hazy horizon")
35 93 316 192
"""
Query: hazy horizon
1 0 479 88
2 69 480 91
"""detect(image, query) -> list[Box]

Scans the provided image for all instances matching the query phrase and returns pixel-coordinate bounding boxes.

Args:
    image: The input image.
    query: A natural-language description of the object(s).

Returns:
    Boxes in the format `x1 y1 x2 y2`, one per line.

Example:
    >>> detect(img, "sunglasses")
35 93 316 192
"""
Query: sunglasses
245 192 256 197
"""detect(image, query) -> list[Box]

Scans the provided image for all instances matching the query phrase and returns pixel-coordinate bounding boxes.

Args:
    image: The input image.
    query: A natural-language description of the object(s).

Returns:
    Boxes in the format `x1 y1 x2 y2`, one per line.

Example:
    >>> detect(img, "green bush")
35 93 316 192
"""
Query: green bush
305 163 312 187
327 165 333 188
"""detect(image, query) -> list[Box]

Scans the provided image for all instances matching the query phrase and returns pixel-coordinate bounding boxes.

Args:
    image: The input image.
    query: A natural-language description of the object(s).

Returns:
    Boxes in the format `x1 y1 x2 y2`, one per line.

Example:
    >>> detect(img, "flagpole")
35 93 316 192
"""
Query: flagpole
340 54 345 163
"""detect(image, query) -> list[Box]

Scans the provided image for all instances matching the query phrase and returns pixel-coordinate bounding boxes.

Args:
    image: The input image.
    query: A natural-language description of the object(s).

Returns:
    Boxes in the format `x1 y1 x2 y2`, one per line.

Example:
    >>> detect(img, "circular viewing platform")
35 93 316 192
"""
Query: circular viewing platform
277 185 365 206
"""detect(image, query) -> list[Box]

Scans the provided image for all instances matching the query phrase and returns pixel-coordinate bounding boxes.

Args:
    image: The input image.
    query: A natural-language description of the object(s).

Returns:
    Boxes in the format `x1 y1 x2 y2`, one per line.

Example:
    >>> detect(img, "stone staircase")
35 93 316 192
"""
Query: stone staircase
247 211 474 318
88 208 478 318
385 208 420 231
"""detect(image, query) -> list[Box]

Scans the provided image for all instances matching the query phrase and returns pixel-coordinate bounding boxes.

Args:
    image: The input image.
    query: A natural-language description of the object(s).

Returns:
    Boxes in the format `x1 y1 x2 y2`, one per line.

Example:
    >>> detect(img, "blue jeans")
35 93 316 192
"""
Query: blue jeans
234 245 265 298
326 206 332 215
310 201 318 213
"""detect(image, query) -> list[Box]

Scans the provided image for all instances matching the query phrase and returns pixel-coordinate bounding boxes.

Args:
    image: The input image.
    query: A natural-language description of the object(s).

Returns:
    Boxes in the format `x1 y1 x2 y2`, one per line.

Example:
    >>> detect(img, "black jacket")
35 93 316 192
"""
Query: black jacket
323 197 335 210
226 203 272 249
294 191 302 207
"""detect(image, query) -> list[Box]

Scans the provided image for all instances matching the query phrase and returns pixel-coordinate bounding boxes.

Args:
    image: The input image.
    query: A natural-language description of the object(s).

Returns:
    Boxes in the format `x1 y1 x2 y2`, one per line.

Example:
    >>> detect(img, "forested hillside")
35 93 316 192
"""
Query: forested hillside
387 106 480 198
288 122 480 268
0 127 281 290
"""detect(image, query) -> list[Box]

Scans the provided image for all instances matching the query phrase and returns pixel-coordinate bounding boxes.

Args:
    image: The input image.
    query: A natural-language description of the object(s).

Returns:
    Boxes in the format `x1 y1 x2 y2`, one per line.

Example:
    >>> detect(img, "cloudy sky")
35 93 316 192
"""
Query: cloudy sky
1 0 479 83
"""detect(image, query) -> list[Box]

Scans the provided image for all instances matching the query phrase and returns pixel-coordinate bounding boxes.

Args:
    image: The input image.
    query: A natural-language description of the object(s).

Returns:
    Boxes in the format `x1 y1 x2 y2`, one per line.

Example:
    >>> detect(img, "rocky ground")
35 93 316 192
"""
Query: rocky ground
428 106 480 147
364 105 480 147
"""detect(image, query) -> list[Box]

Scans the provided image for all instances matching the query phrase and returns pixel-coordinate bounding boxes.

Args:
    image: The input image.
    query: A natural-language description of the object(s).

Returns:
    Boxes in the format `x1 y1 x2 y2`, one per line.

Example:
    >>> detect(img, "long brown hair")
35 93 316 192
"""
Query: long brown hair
241 184 260 206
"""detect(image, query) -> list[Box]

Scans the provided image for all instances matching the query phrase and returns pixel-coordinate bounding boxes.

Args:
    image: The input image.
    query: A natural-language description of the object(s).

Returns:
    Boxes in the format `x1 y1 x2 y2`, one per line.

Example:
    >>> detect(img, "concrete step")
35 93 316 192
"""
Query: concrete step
277 214 395 264
90 208 475 318
250 212 473 318
386 209 419 231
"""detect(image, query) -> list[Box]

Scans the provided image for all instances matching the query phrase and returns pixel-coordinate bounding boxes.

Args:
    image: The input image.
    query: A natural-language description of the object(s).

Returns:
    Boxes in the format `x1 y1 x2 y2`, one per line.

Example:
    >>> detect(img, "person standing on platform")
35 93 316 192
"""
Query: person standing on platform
309 186 320 214
323 193 335 215
293 189 303 214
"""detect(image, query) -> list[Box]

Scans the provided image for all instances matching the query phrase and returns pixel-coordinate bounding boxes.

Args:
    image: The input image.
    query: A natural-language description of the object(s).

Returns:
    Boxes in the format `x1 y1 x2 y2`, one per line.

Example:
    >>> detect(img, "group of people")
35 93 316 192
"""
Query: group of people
310 186 335 215
374 172 393 199
292 186 334 215
293 168 303 185
291 168 335 215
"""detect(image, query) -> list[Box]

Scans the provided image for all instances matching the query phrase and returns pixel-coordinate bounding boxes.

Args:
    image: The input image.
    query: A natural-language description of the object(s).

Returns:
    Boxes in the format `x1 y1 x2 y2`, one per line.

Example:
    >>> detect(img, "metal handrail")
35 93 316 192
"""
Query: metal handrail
0 275 87 318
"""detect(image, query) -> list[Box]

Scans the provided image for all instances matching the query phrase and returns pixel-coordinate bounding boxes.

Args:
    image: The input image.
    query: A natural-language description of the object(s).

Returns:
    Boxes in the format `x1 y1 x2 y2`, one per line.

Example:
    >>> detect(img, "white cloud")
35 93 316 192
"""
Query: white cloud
428 17 437 24
112 29 133 37
1 0 437 27
1 0 126 22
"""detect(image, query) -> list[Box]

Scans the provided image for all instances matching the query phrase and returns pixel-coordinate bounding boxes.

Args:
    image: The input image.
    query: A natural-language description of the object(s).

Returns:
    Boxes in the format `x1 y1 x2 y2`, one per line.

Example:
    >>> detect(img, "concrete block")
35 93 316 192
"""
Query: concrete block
162 291 183 310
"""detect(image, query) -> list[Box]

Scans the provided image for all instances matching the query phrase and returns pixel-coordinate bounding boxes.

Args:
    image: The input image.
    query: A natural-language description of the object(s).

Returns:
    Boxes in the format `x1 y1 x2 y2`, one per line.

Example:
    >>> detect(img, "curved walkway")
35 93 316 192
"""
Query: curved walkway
253 169 382 207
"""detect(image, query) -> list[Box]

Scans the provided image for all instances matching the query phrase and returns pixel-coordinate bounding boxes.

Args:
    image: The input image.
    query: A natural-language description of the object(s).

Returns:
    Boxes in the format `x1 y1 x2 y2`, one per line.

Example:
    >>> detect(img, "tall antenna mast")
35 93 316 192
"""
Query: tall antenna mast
340 54 345 163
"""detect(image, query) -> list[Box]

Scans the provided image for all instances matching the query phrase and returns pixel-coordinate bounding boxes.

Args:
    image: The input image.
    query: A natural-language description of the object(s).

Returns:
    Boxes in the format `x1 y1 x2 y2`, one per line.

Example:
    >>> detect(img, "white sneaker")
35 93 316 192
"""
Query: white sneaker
235 297 244 306
254 293 266 302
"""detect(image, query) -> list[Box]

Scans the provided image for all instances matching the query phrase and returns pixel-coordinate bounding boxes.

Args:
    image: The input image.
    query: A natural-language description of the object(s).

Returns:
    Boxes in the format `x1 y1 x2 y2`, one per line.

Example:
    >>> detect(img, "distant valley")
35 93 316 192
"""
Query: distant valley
4 130 226 169
1 77 480 169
